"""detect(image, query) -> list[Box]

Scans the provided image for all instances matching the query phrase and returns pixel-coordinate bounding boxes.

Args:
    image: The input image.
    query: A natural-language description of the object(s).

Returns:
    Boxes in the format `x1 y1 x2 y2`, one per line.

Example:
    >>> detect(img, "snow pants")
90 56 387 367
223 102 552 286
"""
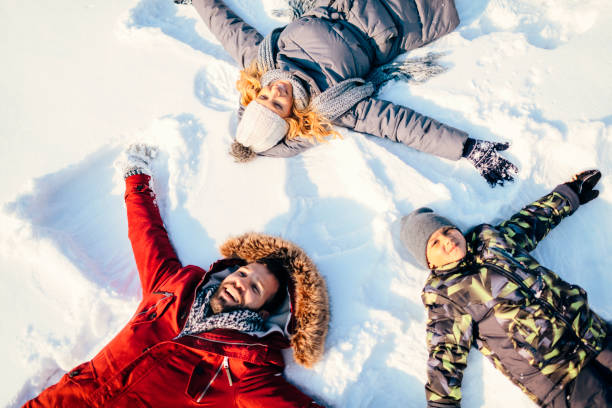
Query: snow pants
546 331 612 408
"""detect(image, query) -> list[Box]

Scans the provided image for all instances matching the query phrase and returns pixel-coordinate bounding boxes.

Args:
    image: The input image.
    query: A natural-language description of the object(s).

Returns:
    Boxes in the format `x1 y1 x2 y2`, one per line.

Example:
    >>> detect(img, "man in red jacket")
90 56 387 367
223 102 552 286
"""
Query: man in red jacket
24 144 329 407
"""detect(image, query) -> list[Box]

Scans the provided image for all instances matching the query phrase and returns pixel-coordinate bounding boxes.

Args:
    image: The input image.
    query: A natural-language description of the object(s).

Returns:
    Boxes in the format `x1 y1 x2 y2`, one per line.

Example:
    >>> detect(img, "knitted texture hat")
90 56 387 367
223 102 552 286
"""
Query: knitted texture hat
400 208 458 268
235 102 289 153
260 69 309 111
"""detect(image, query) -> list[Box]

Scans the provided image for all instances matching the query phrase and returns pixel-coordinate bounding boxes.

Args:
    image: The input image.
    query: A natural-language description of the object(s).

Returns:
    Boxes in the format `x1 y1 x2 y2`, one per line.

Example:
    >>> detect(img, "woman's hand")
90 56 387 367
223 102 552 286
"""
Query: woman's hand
463 139 518 187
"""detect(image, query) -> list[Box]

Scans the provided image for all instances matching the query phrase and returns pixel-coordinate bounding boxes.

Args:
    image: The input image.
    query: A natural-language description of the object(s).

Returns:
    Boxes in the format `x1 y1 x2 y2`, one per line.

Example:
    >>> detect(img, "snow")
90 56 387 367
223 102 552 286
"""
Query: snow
1 0 611 406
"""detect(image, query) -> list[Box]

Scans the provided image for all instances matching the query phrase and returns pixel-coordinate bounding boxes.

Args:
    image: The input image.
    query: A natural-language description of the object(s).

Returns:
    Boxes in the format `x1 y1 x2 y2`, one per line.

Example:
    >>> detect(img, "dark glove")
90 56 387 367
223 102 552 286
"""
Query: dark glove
564 169 601 204
463 139 518 187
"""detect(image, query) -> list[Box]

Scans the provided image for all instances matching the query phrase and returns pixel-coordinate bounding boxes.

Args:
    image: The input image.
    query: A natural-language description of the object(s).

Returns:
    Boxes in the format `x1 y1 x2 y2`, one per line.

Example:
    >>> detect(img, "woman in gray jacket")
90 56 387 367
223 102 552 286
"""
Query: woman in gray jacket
183 0 517 187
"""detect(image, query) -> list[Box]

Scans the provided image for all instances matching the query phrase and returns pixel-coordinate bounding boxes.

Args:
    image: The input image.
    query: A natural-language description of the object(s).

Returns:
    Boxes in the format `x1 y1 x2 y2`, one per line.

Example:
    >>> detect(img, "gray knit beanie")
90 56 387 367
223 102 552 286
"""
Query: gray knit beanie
400 208 458 269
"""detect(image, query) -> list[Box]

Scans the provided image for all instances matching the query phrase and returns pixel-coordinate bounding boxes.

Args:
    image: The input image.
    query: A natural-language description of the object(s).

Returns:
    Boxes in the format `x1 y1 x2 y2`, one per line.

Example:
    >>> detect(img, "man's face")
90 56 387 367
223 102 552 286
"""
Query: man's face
210 263 280 314
426 227 467 269
256 80 294 118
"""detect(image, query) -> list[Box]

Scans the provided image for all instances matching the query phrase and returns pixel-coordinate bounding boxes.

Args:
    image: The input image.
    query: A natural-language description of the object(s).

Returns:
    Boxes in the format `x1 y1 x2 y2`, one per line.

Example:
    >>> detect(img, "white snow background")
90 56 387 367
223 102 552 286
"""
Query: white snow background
1 0 611 406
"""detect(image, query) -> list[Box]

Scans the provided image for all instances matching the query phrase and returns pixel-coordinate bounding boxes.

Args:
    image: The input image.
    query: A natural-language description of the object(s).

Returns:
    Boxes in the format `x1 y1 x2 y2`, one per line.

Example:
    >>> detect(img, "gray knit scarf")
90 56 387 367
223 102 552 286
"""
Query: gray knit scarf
257 29 447 121
176 283 264 338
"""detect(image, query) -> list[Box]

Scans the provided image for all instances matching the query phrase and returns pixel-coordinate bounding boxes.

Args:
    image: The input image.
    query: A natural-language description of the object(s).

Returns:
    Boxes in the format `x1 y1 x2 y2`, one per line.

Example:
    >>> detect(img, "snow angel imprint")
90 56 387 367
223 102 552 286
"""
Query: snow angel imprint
184 0 518 187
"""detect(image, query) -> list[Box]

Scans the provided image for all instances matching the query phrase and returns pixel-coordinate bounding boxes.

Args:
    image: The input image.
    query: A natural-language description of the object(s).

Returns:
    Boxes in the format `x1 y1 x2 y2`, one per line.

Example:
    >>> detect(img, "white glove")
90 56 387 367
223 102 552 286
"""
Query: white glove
119 143 159 179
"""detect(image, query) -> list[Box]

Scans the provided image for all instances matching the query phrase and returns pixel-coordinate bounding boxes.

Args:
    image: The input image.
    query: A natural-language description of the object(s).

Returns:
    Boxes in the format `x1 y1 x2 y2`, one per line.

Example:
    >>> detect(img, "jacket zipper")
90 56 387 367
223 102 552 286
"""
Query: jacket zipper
486 263 597 354
135 292 174 317
195 356 233 402
223 356 233 386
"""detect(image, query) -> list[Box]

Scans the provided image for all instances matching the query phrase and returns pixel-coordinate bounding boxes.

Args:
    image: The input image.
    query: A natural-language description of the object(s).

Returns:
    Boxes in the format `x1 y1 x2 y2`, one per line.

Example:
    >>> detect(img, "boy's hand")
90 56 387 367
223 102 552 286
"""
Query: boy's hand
564 169 601 204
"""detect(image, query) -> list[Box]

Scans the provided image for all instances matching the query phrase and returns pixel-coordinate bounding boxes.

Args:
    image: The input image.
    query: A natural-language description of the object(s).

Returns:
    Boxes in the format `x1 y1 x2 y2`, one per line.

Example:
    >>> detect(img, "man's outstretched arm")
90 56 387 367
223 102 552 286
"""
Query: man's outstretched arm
122 145 181 296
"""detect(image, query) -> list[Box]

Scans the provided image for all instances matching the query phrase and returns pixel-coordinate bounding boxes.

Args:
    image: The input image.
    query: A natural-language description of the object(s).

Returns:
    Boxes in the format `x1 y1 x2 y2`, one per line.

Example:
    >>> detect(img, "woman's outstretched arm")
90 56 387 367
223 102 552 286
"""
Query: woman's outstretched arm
259 97 467 160
335 97 468 161
192 0 263 69
336 99 518 186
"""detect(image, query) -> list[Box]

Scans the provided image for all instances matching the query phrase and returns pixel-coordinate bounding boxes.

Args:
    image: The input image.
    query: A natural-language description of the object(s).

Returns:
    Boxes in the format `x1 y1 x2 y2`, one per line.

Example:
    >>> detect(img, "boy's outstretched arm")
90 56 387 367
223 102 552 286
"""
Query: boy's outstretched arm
497 170 601 252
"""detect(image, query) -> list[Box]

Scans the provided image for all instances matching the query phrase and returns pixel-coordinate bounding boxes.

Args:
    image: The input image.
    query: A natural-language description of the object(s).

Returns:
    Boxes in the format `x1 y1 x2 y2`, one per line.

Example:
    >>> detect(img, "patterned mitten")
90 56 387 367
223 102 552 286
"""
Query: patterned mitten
463 139 518 187
174 0 192 5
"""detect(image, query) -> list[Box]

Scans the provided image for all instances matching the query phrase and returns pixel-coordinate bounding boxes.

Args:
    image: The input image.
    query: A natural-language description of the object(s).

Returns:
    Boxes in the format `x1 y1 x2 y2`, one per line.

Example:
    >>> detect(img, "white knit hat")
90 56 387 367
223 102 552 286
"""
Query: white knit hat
235 102 289 153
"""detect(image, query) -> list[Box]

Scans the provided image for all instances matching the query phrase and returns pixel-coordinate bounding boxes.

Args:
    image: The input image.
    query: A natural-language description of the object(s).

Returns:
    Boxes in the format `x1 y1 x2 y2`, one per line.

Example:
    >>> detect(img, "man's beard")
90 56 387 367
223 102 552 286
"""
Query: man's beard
209 286 242 314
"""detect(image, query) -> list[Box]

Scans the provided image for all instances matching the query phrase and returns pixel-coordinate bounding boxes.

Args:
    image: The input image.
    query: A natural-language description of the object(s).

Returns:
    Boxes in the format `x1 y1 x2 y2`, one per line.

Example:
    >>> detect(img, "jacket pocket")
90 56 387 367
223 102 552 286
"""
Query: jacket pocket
505 302 567 368
66 360 96 380
186 356 233 403
110 394 151 408
64 360 99 401
130 291 175 325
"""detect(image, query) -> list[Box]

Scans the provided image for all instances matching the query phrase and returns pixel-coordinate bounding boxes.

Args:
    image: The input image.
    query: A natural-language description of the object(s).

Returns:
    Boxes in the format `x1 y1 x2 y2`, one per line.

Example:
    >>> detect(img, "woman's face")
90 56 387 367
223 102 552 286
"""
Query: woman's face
256 80 294 118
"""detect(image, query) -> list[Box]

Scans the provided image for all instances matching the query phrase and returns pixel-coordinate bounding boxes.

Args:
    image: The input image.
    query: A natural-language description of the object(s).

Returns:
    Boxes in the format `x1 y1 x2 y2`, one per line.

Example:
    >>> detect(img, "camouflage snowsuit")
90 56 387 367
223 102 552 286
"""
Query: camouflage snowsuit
422 188 609 407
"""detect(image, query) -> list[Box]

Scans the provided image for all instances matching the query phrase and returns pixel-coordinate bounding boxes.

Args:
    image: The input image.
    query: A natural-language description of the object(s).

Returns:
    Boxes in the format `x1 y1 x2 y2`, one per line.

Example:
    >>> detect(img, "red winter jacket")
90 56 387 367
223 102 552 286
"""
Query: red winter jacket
23 174 329 407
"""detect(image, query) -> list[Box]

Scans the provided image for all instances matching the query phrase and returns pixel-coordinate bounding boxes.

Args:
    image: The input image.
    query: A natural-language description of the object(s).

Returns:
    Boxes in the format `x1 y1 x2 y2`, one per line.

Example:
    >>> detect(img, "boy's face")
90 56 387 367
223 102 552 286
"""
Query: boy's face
426 227 467 269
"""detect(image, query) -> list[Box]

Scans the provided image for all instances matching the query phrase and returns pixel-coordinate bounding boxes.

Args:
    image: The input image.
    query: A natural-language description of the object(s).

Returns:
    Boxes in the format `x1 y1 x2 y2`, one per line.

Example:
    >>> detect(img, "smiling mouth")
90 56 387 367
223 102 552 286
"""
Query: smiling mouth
446 243 459 253
223 287 238 303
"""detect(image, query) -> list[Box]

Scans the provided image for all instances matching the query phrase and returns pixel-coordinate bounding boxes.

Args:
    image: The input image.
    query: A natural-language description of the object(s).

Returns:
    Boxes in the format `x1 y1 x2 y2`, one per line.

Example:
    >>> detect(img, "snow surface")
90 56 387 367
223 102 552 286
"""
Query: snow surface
1 0 611 406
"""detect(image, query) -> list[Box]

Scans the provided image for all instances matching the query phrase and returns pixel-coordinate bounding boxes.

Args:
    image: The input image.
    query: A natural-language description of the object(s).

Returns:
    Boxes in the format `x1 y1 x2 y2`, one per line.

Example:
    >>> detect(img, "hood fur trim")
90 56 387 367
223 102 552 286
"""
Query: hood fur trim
219 232 329 367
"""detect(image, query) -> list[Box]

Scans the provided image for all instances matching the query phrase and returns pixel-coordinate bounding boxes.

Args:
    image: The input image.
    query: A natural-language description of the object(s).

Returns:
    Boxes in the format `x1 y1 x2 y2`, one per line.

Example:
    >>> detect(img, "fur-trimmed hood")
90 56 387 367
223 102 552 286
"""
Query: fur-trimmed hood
219 232 329 368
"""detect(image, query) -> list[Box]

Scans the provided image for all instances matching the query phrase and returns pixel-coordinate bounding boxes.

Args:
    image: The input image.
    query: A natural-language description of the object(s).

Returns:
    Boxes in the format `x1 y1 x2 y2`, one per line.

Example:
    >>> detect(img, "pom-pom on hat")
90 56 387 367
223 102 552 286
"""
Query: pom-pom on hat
235 102 289 154
400 207 458 268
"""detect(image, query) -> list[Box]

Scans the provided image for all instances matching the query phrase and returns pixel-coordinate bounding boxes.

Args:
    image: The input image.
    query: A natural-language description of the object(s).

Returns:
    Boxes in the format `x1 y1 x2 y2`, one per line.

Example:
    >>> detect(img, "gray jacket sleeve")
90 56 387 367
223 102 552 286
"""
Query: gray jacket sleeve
258 137 315 158
192 0 263 69
334 97 469 161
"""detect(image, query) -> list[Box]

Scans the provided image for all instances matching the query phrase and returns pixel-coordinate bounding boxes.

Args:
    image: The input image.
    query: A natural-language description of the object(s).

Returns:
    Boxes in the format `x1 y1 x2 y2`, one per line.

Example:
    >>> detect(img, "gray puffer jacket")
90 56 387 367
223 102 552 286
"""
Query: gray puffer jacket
193 0 468 160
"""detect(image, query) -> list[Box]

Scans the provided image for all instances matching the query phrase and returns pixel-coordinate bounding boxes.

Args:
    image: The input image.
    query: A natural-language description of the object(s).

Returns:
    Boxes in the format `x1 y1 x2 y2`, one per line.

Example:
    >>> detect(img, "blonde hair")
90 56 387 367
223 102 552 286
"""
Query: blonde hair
236 62 340 143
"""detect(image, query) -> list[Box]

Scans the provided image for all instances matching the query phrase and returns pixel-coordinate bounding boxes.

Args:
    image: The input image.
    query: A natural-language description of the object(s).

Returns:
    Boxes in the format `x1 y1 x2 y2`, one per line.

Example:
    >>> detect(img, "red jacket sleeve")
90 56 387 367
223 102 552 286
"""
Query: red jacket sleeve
236 365 324 408
125 174 181 296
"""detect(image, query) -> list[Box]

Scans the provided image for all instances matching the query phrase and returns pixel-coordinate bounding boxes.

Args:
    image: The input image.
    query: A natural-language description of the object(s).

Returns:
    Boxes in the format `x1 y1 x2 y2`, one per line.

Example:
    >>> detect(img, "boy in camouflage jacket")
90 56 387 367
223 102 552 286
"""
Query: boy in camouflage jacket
400 170 611 407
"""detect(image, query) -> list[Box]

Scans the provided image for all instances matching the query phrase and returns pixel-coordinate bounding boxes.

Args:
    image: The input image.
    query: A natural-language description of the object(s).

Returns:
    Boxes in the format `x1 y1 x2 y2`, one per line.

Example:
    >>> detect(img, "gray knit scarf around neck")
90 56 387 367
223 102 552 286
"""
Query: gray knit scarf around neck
257 29 447 121
176 283 264 339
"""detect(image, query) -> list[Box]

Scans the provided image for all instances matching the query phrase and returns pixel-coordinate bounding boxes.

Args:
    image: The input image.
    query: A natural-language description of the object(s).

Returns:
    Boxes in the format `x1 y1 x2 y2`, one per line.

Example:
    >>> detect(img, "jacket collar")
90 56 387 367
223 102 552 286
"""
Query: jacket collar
218 233 329 368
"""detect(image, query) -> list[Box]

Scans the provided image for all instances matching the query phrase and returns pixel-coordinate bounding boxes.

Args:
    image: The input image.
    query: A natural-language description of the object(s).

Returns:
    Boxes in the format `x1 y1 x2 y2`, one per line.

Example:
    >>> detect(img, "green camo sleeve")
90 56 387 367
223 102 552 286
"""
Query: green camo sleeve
497 191 573 253
423 291 473 408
